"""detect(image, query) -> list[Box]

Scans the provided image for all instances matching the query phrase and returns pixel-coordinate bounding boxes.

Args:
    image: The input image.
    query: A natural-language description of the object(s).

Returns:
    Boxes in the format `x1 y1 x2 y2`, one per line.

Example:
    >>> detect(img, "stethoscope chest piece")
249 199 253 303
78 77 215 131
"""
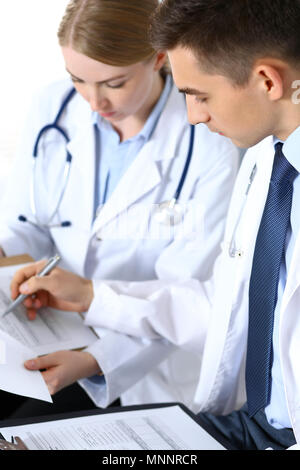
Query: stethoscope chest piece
153 198 184 226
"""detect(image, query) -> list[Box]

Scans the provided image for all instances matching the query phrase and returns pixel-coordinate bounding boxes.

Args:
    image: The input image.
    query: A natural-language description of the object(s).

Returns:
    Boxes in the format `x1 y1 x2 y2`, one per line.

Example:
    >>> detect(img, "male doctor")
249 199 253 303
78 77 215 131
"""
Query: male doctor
149 0 300 451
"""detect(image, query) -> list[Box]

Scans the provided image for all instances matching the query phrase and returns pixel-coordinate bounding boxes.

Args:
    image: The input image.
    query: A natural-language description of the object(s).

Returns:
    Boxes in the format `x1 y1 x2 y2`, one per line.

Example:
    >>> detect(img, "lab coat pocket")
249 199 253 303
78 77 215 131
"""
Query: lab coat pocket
164 349 202 409
148 198 204 244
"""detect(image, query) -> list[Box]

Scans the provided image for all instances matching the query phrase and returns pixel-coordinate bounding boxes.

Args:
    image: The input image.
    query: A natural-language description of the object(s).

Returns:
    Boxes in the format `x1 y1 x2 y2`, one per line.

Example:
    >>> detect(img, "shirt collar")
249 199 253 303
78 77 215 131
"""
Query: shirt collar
273 126 300 174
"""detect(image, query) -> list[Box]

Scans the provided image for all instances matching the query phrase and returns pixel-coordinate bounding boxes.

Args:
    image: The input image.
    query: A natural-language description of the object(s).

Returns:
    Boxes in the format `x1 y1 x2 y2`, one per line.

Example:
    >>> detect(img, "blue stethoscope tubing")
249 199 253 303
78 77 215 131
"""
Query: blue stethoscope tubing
175 124 195 200
18 87 195 229
19 88 76 228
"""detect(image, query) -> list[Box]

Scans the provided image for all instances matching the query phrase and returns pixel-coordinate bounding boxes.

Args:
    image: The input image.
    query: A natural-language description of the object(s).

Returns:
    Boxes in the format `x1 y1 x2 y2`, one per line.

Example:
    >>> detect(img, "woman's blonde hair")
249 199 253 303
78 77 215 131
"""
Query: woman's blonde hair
58 0 160 66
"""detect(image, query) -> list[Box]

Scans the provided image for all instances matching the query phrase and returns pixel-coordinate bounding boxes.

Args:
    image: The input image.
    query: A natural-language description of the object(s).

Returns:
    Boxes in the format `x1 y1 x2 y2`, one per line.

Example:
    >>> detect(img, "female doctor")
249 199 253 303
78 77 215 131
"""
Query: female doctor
1 0 239 414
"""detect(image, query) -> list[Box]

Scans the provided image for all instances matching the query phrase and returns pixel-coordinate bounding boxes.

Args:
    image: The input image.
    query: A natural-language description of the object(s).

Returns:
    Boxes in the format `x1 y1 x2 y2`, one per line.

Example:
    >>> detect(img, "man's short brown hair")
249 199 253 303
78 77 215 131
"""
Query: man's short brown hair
150 0 300 85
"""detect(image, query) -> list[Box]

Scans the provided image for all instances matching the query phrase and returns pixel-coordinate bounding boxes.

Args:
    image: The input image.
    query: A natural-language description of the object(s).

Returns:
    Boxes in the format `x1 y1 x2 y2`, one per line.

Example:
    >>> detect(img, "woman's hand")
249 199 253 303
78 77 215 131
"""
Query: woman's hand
24 350 102 395
10 260 94 320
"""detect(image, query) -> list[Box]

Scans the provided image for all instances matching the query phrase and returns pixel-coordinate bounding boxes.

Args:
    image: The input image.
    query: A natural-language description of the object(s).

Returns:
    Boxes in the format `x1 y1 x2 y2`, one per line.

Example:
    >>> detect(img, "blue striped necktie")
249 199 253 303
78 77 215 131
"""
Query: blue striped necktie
246 143 298 418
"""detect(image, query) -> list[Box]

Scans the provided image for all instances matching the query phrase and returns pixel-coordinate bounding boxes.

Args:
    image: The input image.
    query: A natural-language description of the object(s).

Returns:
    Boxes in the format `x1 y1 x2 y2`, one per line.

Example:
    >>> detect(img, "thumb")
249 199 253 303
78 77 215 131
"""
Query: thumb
24 354 56 370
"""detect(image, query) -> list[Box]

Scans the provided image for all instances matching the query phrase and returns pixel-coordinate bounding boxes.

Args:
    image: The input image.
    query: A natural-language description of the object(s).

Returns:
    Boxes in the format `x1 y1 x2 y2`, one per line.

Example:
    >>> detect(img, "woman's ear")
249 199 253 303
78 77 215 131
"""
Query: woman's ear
153 51 167 72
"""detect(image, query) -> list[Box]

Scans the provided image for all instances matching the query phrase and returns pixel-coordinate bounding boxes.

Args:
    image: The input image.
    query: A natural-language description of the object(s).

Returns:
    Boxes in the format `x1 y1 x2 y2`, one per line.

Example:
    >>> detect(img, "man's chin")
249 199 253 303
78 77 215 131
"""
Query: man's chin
228 137 247 148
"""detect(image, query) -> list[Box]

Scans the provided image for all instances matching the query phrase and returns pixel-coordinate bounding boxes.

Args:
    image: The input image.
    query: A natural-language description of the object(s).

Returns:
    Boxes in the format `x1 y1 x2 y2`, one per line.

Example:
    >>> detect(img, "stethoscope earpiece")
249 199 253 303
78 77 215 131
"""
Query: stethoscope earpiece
18 214 71 229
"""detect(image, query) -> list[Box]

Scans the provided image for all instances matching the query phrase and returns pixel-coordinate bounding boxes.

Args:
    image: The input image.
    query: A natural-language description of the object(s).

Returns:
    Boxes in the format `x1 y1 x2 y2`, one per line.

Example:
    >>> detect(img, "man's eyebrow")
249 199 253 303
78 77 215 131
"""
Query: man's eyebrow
178 87 206 95
66 69 126 84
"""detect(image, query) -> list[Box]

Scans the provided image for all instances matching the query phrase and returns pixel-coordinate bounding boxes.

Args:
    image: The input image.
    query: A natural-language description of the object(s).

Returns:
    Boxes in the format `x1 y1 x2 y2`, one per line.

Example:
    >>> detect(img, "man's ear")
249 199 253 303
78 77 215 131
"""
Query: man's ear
254 62 284 101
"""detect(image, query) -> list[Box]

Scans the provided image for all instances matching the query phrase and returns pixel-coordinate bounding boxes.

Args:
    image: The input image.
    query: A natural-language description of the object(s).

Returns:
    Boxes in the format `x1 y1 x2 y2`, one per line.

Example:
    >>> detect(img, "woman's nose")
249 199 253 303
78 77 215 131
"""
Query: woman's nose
88 87 108 112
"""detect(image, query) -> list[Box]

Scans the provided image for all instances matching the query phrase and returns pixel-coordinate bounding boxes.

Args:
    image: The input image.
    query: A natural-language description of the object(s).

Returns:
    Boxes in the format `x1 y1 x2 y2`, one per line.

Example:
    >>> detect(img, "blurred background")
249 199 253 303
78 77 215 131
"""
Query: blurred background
0 0 69 197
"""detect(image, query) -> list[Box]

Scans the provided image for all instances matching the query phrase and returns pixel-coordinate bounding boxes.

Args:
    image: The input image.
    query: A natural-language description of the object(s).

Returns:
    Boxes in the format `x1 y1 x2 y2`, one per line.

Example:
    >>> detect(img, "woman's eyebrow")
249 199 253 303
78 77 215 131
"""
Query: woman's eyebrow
66 69 126 84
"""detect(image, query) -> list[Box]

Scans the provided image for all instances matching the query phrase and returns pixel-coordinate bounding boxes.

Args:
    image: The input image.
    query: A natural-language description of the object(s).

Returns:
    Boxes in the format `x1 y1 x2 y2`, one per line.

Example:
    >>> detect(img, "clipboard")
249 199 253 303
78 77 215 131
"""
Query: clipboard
0 402 230 450
0 254 99 351
0 254 34 267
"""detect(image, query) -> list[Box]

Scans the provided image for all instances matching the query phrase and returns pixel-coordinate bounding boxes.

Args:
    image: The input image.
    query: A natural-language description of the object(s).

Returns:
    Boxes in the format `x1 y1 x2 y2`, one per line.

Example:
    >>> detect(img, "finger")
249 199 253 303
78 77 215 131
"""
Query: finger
24 358 40 370
23 294 46 320
26 309 37 321
13 437 28 450
23 295 41 309
19 275 54 297
24 353 59 370
42 370 60 395
10 260 47 299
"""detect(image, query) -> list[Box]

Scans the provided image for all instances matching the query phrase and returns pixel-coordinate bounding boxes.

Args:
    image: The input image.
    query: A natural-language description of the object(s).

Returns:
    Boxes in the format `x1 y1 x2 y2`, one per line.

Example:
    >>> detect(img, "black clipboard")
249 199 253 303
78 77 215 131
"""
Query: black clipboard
0 402 230 450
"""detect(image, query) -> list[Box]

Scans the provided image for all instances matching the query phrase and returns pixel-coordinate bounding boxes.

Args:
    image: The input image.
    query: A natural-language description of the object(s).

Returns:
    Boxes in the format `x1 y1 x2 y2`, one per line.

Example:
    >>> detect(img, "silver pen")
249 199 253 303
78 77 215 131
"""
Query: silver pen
1 254 61 317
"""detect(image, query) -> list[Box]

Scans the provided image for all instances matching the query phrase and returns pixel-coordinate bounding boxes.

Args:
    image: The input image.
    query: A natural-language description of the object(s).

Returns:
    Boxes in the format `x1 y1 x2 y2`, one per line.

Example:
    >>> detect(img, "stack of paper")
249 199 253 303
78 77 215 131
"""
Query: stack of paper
0 263 97 401
0 405 226 450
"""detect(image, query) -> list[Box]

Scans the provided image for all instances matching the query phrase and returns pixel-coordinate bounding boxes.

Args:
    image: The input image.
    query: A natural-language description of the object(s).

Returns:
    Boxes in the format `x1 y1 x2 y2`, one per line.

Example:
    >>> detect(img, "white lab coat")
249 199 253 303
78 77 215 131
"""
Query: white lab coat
194 136 300 449
0 79 239 411
101 136 300 449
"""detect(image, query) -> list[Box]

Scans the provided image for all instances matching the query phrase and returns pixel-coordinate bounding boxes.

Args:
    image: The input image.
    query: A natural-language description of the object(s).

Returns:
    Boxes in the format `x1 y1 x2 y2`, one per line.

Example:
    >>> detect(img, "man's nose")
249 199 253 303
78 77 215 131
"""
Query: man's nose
186 96 210 125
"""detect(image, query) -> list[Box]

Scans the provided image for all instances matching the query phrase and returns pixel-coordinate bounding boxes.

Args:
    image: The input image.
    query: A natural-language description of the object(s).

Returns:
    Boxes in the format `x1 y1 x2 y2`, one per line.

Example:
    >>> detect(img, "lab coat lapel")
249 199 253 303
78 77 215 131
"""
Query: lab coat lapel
196 137 275 412
91 147 162 235
66 122 96 231
91 84 188 235
281 228 300 312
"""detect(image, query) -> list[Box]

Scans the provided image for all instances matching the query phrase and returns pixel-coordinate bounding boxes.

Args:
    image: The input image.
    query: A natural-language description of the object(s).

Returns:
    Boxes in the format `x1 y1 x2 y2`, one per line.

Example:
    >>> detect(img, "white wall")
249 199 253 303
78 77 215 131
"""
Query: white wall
0 0 69 195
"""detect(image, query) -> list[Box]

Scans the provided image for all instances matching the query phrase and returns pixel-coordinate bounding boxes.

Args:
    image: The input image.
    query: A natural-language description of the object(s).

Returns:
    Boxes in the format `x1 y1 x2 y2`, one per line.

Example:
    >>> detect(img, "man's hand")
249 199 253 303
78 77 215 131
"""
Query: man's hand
24 350 101 395
10 261 94 320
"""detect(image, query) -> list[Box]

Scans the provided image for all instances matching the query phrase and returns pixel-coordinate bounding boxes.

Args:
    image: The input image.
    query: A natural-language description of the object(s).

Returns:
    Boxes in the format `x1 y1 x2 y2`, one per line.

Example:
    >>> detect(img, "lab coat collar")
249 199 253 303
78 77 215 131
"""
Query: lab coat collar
65 82 188 233
91 84 189 232
150 83 188 161
66 117 97 232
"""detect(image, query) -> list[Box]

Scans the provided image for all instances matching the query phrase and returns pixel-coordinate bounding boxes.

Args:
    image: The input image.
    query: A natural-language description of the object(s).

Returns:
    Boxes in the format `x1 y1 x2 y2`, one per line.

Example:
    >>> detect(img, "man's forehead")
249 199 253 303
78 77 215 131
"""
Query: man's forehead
168 45 200 68
168 46 236 93
168 46 214 92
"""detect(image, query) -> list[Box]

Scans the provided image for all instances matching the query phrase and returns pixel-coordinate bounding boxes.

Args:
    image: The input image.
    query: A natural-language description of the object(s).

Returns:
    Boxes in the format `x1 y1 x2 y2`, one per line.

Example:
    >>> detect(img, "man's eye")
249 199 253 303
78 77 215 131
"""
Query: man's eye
195 96 207 103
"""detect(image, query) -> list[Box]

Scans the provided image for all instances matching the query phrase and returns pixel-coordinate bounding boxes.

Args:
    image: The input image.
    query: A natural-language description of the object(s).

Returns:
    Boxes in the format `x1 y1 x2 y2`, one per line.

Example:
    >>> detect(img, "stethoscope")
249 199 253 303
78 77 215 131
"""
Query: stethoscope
18 87 76 229
153 124 195 225
18 88 195 229
228 163 257 258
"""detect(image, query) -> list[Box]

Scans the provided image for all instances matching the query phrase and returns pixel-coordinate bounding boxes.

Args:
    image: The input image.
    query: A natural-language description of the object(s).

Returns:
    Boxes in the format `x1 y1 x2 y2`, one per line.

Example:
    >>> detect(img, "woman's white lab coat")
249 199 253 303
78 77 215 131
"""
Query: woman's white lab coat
0 79 239 411
100 136 300 449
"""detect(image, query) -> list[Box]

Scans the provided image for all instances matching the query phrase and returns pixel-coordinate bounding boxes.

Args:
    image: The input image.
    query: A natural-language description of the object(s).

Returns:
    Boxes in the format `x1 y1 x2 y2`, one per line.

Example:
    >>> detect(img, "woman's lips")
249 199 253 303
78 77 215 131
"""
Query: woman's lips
99 111 116 118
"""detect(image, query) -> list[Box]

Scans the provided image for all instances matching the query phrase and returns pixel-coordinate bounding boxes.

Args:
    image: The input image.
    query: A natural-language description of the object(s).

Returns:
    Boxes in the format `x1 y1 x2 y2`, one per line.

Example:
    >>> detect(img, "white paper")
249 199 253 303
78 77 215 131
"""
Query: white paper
0 405 225 450
0 266 97 355
0 329 52 402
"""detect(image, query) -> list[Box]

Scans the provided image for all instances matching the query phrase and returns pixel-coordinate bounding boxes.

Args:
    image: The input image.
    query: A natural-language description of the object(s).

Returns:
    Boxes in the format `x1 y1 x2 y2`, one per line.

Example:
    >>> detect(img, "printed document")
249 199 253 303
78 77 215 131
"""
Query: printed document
0 405 225 450
0 266 97 355
0 329 52 402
